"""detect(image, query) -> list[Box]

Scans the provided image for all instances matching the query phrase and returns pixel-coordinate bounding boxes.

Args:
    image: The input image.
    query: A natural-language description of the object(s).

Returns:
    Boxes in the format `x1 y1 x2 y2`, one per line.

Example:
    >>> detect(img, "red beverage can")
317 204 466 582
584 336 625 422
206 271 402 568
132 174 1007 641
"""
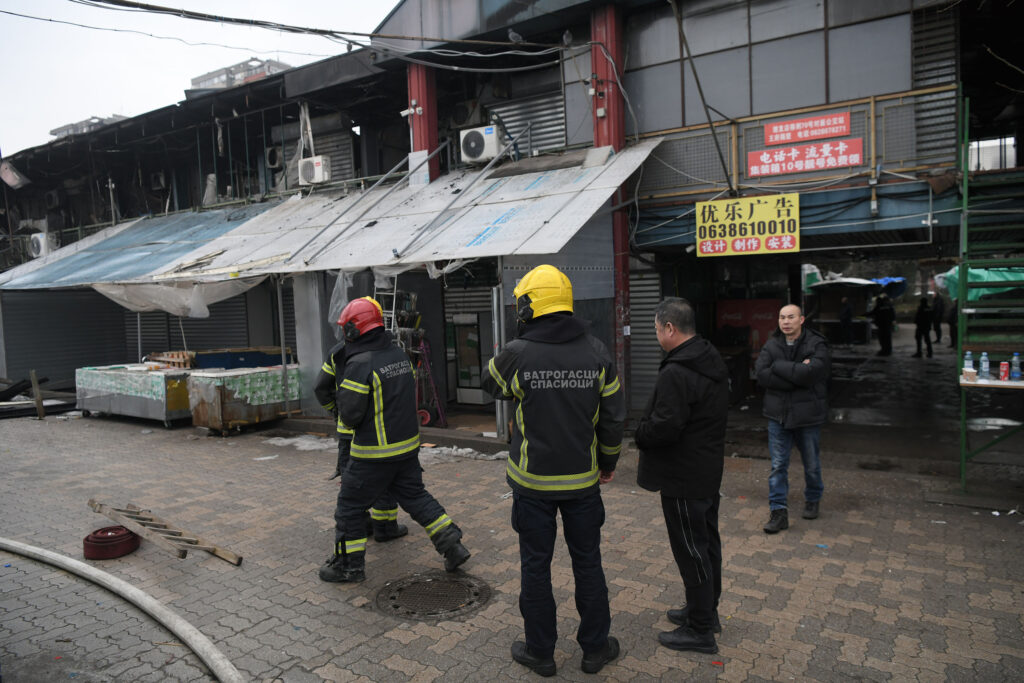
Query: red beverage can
999 361 1010 381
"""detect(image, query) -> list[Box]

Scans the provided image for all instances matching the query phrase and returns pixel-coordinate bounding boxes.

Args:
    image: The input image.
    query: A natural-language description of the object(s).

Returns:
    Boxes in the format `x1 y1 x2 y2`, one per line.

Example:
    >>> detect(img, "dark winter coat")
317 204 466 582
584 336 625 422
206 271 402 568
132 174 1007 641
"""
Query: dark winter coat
635 335 729 499
755 327 831 429
914 301 933 332
482 312 624 500
336 329 421 461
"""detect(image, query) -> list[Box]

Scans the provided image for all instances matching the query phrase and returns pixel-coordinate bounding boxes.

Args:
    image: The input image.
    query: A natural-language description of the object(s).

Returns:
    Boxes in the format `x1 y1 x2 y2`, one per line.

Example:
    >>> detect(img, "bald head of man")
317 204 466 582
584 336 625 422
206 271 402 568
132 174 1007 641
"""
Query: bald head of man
778 304 805 342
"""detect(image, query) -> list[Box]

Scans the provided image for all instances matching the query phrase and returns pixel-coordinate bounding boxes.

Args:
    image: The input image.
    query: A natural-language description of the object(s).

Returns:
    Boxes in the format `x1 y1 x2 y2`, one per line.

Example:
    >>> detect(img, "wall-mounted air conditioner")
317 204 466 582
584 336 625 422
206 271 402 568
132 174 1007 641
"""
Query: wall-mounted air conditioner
29 232 59 259
460 126 503 163
449 99 484 129
44 189 63 209
298 155 331 185
265 146 283 169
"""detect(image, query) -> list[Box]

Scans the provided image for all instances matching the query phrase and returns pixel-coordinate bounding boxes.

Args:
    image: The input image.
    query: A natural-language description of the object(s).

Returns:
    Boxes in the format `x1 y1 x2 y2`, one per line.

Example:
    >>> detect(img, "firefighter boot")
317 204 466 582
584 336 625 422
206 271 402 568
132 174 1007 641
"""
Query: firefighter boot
318 551 366 583
372 520 409 543
431 525 471 572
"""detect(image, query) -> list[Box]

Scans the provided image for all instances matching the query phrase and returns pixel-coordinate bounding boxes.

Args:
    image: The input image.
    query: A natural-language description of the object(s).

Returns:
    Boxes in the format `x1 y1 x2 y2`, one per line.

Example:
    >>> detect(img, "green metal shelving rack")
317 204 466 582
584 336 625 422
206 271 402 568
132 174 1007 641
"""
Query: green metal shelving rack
956 98 1024 490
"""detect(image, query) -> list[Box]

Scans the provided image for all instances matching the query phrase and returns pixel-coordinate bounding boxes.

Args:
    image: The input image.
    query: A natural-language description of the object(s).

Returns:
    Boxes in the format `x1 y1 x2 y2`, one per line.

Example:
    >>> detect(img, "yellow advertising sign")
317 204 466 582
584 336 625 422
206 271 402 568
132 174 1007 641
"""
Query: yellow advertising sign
695 193 800 257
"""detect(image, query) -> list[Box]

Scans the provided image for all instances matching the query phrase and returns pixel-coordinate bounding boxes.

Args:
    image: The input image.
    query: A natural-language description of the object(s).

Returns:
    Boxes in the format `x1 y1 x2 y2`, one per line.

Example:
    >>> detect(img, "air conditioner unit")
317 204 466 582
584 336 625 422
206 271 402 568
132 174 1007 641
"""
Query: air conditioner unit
460 126 503 163
265 145 283 169
449 99 484 129
29 232 59 259
44 189 63 209
298 155 331 185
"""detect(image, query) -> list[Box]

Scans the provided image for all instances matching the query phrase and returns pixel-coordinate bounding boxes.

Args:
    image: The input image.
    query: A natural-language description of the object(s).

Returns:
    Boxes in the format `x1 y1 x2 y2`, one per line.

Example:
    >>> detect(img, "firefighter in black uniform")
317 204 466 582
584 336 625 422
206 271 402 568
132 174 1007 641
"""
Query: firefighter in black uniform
314 297 407 544
318 297 471 583
482 264 625 677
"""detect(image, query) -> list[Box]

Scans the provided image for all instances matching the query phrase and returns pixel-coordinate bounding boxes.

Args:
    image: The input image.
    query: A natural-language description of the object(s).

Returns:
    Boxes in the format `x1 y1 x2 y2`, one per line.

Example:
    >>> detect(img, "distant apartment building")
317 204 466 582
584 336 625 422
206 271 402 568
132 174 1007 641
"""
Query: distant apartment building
49 115 128 139
190 58 292 90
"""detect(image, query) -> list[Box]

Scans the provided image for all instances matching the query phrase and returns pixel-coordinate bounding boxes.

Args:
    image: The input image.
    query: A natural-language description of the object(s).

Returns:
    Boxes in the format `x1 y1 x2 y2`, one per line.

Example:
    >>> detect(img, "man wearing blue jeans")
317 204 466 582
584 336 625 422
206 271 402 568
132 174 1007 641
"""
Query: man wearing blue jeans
755 304 831 533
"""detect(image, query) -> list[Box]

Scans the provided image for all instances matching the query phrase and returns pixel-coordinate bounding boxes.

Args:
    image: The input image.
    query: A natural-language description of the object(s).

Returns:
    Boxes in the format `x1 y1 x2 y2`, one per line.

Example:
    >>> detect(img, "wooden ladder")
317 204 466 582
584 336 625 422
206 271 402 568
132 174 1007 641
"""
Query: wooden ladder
88 499 242 566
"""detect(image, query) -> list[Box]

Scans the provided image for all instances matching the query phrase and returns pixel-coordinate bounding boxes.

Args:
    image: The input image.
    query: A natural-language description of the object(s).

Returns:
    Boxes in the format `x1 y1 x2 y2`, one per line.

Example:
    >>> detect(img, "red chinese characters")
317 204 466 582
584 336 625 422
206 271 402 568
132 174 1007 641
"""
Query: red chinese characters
747 138 863 178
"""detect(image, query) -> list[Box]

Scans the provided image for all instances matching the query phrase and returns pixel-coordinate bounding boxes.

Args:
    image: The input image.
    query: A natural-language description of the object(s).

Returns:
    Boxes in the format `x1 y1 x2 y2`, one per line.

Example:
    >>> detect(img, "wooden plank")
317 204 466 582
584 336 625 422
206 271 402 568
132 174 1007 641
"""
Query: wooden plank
29 371 45 420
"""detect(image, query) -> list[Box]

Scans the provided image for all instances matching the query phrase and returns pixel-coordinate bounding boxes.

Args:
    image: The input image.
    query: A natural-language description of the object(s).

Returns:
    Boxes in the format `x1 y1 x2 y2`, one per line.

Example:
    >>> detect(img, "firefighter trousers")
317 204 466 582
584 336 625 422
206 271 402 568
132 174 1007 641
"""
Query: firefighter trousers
334 451 458 553
334 438 398 529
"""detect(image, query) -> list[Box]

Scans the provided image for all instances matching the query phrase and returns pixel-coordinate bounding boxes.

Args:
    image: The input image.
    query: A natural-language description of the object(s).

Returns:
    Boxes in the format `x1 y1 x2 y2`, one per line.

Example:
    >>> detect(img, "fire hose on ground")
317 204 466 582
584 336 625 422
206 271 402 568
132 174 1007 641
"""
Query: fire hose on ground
0 537 244 683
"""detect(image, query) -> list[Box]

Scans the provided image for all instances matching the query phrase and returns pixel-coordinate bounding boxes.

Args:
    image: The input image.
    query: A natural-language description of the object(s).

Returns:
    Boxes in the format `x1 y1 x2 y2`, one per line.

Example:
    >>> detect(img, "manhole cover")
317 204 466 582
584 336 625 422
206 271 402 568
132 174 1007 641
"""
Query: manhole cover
375 571 491 621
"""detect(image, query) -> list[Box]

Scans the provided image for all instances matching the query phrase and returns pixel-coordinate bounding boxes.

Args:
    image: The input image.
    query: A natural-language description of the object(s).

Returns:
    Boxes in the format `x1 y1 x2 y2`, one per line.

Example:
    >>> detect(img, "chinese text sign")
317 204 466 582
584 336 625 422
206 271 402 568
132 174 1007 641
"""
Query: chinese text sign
764 113 850 145
747 138 863 178
695 193 800 258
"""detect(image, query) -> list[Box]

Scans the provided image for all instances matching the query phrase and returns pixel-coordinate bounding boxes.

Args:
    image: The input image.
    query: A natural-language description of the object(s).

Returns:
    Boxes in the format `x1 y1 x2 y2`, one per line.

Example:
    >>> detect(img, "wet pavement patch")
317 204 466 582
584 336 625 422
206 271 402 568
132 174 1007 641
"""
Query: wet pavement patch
859 459 900 471
375 571 491 622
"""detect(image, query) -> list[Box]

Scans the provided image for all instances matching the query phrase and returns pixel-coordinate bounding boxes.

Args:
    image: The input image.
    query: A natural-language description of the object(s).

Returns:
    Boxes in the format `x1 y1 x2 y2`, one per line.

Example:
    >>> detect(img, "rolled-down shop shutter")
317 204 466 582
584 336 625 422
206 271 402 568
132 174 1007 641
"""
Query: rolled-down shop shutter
2 290 127 388
171 295 250 350
487 91 567 155
628 270 662 414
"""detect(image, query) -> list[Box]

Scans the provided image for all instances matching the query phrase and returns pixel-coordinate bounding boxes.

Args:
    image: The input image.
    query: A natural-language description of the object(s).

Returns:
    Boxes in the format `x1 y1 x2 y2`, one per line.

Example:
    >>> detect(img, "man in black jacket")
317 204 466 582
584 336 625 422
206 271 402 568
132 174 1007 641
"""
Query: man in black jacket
635 297 728 655
755 304 831 534
483 264 624 677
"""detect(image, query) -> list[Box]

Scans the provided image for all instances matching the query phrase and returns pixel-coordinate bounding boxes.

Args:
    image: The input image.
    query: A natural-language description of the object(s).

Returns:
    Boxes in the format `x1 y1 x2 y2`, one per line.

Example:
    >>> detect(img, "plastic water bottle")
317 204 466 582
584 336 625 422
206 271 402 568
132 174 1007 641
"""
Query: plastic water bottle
979 352 991 379
963 351 973 371
1012 352 1022 381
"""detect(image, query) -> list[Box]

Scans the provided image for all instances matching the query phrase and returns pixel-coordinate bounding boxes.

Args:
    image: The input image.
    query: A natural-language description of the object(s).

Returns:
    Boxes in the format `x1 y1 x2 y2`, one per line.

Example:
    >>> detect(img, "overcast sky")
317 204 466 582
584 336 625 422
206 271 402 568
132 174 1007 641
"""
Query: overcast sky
1 1 401 155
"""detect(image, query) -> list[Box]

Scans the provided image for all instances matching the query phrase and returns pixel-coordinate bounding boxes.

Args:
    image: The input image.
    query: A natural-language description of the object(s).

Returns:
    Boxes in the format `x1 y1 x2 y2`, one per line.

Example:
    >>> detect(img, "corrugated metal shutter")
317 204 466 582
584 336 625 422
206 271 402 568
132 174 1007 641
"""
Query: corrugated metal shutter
912 6 958 164
629 270 662 413
124 310 171 361
281 131 355 187
2 290 127 388
169 295 249 351
487 92 567 154
280 283 296 357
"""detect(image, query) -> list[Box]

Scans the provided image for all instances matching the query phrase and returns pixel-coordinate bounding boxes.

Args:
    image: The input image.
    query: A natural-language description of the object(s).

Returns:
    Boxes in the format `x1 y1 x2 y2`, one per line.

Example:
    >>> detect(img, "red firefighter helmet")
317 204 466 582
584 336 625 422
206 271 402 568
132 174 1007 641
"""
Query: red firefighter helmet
337 297 384 341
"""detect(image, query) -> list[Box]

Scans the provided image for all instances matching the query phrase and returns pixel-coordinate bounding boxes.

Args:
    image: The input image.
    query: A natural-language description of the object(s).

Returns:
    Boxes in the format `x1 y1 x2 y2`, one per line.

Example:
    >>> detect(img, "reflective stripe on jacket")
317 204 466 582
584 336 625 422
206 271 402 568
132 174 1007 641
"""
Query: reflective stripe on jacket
337 332 420 460
482 313 624 499
313 340 354 437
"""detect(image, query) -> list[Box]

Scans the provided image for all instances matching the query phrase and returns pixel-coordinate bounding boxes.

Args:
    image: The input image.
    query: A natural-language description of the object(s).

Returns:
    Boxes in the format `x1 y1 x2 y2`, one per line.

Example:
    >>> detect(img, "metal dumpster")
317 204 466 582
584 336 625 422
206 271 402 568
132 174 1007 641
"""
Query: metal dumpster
76 364 191 427
187 365 301 434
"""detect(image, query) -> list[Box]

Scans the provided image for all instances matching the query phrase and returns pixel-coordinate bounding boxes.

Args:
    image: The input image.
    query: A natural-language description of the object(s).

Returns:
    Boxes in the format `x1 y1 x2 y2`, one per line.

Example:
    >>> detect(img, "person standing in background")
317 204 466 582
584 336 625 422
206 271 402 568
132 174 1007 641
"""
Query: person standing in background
635 297 728 656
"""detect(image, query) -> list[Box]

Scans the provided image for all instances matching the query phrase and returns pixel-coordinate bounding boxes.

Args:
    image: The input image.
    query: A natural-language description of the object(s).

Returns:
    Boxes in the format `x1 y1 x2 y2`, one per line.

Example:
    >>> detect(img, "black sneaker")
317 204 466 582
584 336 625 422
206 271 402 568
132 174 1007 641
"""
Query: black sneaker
511 641 556 677
667 606 722 633
763 509 789 534
658 625 718 654
581 636 620 674
802 501 820 520
317 555 365 583
444 542 471 572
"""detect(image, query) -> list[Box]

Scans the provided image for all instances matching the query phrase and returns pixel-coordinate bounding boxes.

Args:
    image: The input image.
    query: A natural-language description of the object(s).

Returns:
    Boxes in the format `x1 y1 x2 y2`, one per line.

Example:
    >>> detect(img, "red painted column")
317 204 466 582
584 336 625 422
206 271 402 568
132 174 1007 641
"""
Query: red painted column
407 63 440 181
591 4 630 401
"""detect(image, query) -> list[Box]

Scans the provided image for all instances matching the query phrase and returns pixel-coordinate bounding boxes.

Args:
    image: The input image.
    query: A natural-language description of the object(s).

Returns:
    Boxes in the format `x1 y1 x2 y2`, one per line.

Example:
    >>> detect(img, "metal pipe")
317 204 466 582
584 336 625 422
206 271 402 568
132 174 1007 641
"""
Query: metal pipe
0 537 244 683
276 275 290 418
226 118 234 199
288 139 451 266
243 113 250 200
393 125 532 259
137 312 142 362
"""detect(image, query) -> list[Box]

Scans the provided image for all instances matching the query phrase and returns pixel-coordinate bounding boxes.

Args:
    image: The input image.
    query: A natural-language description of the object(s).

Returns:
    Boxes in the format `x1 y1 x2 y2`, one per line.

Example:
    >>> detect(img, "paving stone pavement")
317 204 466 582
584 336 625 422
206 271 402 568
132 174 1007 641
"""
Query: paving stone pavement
1 413 1023 682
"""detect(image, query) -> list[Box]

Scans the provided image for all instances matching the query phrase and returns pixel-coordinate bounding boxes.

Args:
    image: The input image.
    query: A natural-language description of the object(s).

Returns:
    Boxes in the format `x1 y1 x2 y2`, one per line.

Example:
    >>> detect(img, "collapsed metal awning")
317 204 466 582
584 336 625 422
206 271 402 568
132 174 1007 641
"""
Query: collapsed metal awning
153 139 660 281
0 202 282 290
